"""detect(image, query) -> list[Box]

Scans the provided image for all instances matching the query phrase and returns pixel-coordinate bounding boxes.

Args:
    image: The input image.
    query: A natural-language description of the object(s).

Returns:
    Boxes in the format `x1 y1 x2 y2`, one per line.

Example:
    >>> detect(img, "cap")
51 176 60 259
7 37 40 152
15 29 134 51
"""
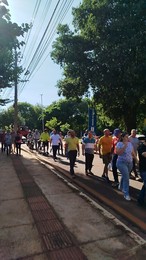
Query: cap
113 128 121 136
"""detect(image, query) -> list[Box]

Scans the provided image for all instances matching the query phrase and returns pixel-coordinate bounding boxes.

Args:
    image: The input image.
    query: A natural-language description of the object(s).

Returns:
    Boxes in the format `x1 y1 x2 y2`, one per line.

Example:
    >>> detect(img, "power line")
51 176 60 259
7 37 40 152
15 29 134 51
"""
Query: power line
2 0 78 102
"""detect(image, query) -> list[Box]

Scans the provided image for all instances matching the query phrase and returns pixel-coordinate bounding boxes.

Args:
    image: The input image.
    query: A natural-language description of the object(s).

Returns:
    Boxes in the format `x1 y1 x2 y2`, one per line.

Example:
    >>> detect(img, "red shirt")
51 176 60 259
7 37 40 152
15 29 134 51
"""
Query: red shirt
112 136 119 154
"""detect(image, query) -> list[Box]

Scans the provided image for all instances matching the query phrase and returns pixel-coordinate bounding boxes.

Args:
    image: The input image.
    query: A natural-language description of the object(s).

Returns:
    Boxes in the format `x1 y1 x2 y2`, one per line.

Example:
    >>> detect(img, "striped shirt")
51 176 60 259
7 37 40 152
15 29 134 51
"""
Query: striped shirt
83 137 95 154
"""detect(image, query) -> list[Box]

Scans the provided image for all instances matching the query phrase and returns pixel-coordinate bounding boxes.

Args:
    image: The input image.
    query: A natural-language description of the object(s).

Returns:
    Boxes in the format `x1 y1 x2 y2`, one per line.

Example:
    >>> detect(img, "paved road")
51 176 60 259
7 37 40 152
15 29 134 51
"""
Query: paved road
0 146 146 259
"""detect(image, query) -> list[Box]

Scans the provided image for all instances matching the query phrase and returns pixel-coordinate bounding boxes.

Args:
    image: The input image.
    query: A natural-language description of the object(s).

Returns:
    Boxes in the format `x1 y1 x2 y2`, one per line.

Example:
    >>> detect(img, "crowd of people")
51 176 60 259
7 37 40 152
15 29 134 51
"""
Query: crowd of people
0 129 22 156
0 127 146 206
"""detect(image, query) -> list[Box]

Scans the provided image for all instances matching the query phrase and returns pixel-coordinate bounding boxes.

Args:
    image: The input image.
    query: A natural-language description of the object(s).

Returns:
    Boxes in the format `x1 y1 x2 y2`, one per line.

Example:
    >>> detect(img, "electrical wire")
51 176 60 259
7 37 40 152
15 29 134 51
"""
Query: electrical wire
2 0 79 102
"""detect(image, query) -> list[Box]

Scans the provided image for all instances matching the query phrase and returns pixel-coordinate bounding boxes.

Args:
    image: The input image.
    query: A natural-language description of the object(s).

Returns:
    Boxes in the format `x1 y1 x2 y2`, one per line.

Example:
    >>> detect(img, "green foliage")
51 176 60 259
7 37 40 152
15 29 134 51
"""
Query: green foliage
0 102 43 130
60 123 70 133
51 0 146 132
45 98 89 134
45 117 61 130
0 2 30 106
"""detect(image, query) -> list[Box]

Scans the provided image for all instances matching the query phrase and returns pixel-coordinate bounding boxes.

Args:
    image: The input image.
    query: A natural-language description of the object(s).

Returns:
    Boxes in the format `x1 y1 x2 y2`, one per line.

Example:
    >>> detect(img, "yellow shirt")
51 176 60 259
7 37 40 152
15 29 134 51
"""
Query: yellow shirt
98 135 112 155
40 132 50 142
65 137 79 151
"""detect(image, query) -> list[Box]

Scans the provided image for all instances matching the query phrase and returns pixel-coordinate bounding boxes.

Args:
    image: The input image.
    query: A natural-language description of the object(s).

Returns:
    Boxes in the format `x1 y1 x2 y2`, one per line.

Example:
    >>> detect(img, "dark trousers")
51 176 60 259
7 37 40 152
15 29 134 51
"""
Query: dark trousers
131 158 138 177
68 150 77 175
112 154 119 183
6 144 12 155
16 143 21 155
85 153 94 172
42 141 48 153
52 145 59 159
138 171 146 204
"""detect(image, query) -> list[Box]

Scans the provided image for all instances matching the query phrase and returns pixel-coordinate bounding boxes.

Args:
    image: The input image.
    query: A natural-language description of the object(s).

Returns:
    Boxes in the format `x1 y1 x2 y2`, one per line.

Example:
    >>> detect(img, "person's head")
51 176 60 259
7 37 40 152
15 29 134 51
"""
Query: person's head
131 129 137 137
69 129 75 137
88 130 93 138
113 128 121 137
103 128 110 136
120 132 129 142
67 130 70 136
44 129 47 132
53 129 56 134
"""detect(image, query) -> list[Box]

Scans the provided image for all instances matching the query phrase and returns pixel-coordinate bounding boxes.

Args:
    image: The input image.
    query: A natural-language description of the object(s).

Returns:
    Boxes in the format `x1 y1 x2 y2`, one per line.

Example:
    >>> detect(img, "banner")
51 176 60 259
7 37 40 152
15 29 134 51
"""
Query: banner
88 107 96 134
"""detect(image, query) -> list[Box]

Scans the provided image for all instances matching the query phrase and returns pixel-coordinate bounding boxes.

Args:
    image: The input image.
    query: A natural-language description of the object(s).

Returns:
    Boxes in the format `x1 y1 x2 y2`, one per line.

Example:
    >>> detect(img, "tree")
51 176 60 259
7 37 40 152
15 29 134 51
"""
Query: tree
45 117 61 130
0 102 43 130
0 0 29 105
45 98 89 135
51 0 146 132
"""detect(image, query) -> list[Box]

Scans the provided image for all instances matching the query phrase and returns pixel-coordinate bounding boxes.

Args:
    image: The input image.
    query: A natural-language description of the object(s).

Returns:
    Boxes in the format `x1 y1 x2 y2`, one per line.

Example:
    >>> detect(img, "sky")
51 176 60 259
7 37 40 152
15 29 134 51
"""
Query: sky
2 0 82 109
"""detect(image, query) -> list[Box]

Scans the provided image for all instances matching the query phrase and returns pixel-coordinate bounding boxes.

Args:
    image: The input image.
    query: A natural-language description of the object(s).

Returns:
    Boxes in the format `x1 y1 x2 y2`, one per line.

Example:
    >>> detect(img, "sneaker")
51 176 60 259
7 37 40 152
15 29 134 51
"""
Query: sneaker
135 176 140 181
89 171 94 175
72 174 76 179
124 195 131 201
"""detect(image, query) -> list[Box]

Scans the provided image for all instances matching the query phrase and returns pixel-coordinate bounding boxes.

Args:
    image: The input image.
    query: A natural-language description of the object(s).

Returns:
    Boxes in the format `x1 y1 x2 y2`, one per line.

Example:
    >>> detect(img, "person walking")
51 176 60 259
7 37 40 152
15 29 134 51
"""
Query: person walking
50 129 62 160
129 129 140 180
11 129 16 154
15 131 22 156
82 130 97 175
5 130 12 155
98 129 113 182
116 132 138 201
33 129 40 151
137 137 146 206
40 129 50 154
0 129 5 152
65 130 80 178
58 131 64 155
112 128 121 187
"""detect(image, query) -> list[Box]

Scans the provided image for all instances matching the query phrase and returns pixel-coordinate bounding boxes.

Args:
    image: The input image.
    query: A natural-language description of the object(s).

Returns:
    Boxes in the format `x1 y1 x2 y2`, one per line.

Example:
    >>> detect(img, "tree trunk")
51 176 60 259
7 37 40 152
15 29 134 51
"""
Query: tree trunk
123 109 137 134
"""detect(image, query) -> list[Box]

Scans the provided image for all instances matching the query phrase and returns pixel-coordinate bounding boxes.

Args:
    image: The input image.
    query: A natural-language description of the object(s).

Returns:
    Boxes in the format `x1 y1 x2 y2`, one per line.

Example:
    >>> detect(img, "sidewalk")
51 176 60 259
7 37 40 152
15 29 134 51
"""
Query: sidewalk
0 150 146 259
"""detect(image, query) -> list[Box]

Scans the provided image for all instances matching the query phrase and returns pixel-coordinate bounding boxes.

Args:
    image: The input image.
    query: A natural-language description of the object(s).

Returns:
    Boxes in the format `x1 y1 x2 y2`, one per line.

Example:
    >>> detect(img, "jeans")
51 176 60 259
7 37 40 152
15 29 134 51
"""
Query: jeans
138 171 146 204
68 150 77 175
116 160 133 197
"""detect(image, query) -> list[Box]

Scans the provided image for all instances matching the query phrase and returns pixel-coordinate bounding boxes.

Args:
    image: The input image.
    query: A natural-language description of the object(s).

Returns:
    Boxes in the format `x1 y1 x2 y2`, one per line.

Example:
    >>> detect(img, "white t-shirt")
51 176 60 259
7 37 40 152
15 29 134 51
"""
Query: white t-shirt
51 134 60 145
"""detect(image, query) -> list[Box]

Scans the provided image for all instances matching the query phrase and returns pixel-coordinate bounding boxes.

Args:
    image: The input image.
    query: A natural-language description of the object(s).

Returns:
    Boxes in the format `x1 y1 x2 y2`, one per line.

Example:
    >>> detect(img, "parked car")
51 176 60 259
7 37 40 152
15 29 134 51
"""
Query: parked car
21 136 27 144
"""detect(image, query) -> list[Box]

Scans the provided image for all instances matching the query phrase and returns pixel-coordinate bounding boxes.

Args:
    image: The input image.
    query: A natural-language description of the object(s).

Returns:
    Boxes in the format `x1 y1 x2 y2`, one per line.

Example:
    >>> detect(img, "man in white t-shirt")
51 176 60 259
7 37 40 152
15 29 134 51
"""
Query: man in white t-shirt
50 129 62 161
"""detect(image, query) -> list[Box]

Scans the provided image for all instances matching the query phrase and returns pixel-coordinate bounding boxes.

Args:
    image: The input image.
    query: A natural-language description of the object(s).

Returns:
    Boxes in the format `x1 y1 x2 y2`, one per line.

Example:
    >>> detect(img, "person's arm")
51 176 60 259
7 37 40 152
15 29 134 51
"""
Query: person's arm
98 143 102 157
142 152 146 158
132 148 139 163
59 137 62 145
116 143 127 155
77 143 80 156
82 143 85 155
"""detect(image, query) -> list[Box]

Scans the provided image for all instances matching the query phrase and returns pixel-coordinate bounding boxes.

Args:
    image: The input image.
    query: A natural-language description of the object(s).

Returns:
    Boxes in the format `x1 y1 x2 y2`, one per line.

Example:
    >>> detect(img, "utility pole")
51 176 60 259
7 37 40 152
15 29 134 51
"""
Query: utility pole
14 47 18 133
40 94 44 131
